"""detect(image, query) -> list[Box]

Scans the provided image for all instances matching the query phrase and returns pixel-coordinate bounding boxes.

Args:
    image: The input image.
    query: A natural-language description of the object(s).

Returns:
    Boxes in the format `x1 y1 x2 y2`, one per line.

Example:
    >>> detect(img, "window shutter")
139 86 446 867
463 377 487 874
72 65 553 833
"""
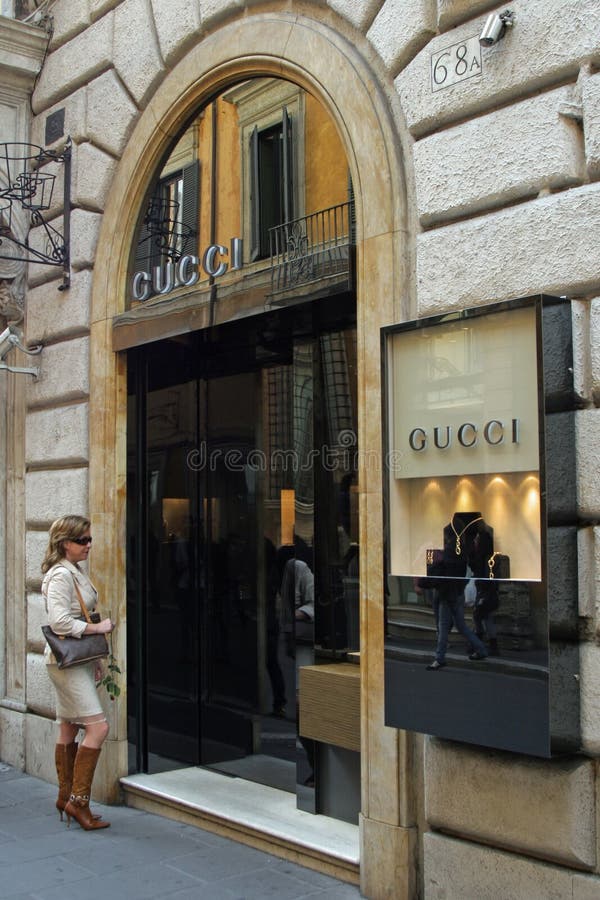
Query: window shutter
250 125 260 261
181 161 200 257
282 107 293 225
133 190 154 275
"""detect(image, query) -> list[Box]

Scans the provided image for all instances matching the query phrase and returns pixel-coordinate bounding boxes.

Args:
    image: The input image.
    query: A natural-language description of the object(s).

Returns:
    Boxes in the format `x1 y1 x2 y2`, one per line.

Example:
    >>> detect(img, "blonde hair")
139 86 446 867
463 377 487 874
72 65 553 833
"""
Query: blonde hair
41 515 91 573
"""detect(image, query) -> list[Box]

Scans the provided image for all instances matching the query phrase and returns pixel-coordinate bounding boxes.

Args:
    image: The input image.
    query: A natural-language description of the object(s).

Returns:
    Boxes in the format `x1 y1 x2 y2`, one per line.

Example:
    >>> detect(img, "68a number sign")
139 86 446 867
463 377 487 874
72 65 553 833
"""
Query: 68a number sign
431 36 482 92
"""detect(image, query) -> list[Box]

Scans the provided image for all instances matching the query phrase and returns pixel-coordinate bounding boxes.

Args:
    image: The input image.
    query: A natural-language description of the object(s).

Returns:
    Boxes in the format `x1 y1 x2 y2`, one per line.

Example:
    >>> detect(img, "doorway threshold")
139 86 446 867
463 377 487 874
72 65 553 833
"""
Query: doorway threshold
120 767 360 884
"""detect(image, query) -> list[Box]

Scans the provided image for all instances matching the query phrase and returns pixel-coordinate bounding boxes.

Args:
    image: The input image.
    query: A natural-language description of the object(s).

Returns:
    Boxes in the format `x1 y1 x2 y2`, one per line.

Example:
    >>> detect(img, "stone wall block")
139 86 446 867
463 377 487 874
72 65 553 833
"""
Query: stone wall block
547 526 578 638
26 269 91 345
590 298 600 405
328 0 385 31
577 526 599 620
26 652 55 718
368 0 436 74
49 0 91 51
416 185 600 314
30 88 88 151
360 816 418 899
26 402 89 468
24 712 57 784
423 831 576 899
25 533 48 589
200 0 243 31
545 411 576 523
583 71 600 179
70 208 103 270
26 467 89 527
27 336 90 409
113 0 166 108
27 592 46 652
0 707 25 771
549 640 580 753
579 641 600 755
91 0 124 21
85 69 139 158
32 13 114 114
150 0 202 67
396 1 600 138
574 874 600 900
414 87 585 227
73 142 118 212
437 0 498 30
425 738 595 869
576 408 600 520
572 299 592 403
542 299 576 411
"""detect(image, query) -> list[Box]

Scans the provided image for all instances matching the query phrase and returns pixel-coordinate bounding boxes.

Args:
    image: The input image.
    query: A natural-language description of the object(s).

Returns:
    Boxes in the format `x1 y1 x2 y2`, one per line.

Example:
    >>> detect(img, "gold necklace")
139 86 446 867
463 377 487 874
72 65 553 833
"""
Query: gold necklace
488 552 499 578
450 516 483 555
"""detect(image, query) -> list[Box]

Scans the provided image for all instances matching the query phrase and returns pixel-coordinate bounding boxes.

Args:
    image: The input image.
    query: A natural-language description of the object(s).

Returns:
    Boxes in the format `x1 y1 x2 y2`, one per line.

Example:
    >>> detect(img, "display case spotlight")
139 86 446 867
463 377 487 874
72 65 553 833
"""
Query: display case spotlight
479 9 514 47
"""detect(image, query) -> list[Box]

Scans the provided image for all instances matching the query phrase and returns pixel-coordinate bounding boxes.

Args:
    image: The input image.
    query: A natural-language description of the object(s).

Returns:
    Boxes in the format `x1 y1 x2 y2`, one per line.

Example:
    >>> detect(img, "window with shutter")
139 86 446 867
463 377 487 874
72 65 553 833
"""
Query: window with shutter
249 108 295 261
132 160 199 300
223 78 304 267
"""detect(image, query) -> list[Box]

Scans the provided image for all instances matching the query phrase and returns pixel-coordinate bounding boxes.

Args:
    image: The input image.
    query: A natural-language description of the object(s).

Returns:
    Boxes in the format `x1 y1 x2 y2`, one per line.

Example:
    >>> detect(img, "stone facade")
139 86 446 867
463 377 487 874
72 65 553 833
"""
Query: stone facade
1 2 600 898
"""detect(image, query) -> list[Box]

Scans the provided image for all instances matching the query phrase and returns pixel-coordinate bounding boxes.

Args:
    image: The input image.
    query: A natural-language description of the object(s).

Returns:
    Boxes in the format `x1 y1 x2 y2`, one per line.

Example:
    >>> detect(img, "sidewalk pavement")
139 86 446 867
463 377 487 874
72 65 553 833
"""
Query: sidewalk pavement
0 762 362 899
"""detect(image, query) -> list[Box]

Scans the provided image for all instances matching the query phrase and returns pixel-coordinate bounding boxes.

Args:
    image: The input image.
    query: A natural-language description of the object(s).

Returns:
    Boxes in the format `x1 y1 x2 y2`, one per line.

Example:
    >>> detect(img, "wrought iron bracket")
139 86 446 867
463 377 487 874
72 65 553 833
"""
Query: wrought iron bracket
0 138 71 291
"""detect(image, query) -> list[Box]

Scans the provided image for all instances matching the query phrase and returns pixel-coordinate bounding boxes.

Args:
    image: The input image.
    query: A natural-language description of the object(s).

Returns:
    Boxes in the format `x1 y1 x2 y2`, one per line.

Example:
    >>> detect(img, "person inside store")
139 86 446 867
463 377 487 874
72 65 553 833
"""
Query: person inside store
41 515 115 830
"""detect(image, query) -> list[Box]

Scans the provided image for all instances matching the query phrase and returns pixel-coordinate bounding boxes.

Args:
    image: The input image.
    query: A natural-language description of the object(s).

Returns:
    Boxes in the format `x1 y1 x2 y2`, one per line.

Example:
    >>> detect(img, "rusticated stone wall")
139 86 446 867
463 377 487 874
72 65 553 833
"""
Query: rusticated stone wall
3 1 600 898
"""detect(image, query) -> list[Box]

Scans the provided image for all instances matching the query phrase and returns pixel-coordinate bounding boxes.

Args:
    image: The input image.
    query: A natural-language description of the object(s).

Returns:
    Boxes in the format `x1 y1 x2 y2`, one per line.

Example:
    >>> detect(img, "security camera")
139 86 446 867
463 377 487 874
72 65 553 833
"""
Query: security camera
479 10 514 47
0 326 20 362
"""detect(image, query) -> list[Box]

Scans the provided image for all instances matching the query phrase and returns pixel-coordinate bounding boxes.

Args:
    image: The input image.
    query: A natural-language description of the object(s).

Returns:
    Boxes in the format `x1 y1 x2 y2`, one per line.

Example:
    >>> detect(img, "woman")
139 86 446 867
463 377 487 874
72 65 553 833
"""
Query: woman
42 515 115 831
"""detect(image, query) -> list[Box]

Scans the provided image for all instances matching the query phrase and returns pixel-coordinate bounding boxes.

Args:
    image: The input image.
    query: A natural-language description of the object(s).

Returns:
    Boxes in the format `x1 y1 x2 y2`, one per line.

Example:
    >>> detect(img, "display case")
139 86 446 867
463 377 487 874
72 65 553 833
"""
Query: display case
382 296 580 757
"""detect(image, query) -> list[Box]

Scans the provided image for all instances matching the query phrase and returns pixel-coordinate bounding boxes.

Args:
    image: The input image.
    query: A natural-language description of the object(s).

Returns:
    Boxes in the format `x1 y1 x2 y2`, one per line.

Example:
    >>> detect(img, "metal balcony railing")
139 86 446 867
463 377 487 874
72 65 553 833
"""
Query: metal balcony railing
269 201 354 294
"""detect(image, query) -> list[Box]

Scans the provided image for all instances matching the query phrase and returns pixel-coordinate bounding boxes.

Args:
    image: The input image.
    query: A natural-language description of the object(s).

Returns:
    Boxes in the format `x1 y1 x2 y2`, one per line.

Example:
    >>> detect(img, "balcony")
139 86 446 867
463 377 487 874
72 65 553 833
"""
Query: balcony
269 201 354 299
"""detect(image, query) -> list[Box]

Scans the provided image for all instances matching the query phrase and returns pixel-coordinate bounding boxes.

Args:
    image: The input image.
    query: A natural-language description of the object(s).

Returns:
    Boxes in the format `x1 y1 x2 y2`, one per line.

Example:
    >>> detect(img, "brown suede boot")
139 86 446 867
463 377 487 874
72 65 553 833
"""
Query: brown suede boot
55 743 103 823
64 746 110 830
55 742 77 821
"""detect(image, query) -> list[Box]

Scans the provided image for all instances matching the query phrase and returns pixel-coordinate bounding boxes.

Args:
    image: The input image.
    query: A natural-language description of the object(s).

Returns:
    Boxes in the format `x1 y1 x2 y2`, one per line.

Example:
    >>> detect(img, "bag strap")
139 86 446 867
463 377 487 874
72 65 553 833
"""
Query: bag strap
71 576 92 624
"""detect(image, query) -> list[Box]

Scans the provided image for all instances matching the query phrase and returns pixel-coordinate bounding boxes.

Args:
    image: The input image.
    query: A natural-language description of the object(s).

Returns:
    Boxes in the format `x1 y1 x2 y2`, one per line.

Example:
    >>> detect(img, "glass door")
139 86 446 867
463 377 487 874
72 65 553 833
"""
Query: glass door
127 308 359 806
127 336 200 773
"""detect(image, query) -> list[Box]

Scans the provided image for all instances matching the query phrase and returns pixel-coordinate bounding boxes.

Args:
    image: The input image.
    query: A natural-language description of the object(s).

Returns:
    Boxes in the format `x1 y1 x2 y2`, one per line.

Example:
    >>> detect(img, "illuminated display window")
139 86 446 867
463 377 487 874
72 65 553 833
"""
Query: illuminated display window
382 297 579 759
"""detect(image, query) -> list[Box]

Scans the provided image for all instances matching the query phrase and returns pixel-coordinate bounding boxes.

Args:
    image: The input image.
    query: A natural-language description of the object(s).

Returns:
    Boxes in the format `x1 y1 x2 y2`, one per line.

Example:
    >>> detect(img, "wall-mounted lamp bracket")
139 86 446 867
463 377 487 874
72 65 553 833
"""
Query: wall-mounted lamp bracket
0 138 71 291
0 362 39 378
0 325 42 378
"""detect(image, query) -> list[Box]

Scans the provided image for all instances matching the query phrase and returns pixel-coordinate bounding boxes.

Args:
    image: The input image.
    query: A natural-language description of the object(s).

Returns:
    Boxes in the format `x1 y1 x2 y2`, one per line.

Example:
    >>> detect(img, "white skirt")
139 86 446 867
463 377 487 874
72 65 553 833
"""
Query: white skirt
46 661 105 723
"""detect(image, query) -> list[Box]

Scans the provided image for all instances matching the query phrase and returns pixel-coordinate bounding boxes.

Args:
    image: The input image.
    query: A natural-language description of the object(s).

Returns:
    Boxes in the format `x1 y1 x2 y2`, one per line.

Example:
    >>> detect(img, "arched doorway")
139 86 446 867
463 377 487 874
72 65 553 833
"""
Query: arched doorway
89 8 413 889
124 74 360 817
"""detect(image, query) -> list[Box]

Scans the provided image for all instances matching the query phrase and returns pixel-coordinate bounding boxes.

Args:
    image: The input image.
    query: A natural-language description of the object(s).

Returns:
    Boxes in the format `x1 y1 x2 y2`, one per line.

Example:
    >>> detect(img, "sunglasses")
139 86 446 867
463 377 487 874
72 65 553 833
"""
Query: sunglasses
69 536 93 546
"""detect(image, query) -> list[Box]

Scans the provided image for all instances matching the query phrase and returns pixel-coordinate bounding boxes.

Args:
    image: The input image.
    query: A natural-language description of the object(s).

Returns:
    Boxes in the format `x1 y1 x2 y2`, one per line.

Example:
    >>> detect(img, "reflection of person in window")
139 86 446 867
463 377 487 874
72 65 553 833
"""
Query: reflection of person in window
265 538 287 718
473 582 500 656
278 543 315 786
426 514 489 671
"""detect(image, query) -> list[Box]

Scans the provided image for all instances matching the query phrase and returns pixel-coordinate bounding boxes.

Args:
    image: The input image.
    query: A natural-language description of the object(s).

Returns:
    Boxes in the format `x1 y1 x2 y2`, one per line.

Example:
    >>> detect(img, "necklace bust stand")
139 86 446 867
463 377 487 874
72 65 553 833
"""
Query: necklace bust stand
442 512 494 577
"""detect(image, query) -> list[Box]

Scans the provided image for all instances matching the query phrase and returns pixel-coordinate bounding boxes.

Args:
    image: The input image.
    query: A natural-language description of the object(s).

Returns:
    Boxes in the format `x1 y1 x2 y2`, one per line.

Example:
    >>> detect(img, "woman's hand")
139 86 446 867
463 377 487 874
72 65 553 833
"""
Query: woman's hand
96 618 115 634
85 617 114 635
94 661 104 683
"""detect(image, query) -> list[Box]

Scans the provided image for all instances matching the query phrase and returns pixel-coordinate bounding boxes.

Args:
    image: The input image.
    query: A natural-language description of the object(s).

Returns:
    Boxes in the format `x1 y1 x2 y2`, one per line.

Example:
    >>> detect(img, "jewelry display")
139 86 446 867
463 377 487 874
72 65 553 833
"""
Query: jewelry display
487 552 510 579
450 515 483 555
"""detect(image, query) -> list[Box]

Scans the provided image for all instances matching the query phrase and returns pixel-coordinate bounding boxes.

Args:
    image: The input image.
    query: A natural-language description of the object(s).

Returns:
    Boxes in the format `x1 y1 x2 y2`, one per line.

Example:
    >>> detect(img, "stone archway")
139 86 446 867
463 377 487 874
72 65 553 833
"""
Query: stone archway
90 11 415 897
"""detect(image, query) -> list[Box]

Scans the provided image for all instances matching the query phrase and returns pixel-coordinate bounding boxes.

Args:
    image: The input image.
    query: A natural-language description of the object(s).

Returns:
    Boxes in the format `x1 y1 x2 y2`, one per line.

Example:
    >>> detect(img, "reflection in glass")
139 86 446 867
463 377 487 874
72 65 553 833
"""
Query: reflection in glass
383 302 550 756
